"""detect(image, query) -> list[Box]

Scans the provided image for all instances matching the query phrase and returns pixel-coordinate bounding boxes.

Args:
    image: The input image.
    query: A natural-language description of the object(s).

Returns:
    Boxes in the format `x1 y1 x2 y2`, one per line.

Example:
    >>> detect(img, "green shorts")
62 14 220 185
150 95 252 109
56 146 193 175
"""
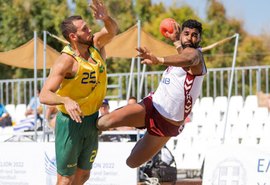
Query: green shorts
55 111 99 176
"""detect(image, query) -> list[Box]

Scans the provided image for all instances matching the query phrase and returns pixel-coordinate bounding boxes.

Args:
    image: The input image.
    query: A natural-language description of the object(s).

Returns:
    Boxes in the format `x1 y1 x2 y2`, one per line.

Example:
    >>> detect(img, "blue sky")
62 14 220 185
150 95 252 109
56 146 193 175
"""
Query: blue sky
152 0 270 36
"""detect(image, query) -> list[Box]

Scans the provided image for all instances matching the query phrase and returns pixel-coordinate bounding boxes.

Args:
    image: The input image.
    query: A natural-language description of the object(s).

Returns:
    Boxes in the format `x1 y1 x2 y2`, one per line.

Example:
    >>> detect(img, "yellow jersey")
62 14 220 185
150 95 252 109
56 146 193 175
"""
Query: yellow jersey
56 45 107 116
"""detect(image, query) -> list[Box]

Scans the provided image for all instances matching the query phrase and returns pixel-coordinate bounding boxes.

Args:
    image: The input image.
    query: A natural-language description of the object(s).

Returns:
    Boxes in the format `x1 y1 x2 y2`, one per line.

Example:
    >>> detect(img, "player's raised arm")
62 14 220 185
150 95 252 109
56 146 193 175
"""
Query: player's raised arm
90 0 118 50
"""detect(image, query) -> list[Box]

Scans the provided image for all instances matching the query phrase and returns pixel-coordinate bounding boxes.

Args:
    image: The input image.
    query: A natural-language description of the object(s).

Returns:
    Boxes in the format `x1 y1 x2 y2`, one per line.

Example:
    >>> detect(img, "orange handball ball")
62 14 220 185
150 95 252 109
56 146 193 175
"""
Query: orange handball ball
159 18 176 38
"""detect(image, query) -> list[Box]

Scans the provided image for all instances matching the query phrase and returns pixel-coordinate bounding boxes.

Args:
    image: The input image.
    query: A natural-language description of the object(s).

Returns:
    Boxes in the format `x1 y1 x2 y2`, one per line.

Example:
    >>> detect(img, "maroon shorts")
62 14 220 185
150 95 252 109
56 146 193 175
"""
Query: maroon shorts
141 96 184 137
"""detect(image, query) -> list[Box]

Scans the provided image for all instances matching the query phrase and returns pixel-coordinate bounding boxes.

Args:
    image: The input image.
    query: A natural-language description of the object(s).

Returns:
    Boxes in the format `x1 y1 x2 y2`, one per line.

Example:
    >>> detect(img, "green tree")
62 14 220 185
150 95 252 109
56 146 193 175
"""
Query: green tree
261 33 270 62
238 36 270 66
0 0 69 79
102 0 139 74
203 0 245 68
203 0 269 68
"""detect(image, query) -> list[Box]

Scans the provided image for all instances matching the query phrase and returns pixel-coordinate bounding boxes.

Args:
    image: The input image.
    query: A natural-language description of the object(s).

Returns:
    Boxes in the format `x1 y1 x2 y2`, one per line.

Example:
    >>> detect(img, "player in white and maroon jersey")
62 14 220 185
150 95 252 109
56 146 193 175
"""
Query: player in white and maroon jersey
97 19 206 168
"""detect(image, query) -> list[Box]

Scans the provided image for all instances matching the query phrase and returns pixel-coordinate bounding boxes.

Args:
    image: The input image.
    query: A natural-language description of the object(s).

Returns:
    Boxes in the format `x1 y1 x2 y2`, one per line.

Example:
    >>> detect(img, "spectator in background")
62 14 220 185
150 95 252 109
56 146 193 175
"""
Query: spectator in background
0 103 12 127
45 105 58 129
25 88 42 117
99 99 121 142
25 88 43 130
127 96 137 105
99 99 110 116
257 91 270 111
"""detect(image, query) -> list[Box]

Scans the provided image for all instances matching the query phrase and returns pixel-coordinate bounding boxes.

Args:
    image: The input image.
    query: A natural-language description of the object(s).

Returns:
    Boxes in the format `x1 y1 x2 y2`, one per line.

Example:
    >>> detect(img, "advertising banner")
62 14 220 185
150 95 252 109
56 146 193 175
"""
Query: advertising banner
203 145 270 185
0 142 136 185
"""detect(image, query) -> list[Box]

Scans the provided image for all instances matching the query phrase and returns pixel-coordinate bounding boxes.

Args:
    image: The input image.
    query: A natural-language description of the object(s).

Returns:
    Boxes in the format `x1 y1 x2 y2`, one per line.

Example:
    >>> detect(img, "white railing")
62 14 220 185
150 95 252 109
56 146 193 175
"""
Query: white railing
0 65 269 105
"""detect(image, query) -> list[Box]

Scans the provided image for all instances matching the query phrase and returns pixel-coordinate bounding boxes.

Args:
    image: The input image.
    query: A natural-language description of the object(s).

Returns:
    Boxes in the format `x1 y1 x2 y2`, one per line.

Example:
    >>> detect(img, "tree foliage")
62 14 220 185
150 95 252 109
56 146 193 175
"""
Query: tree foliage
0 0 68 79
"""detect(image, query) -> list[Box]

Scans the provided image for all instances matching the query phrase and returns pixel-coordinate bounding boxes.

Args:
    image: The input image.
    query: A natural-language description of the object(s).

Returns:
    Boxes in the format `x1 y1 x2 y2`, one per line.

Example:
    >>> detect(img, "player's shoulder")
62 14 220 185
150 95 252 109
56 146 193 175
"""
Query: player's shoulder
52 53 75 71
60 52 75 60
58 53 75 63
182 47 200 57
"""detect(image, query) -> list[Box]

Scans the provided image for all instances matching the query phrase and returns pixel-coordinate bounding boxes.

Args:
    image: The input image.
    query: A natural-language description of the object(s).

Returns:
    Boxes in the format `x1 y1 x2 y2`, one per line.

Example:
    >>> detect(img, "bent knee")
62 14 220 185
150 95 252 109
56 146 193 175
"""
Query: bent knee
81 173 90 182
126 157 141 168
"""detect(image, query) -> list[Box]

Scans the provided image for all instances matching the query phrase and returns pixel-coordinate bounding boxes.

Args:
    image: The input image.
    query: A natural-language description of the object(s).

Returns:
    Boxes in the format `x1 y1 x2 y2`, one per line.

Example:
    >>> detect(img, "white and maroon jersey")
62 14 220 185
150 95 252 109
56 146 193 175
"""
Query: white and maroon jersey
152 63 206 122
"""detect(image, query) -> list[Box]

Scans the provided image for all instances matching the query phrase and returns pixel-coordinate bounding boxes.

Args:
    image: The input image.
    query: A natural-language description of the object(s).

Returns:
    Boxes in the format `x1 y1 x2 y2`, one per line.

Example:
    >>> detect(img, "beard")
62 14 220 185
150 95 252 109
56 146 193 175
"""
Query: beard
182 41 199 49
77 34 93 46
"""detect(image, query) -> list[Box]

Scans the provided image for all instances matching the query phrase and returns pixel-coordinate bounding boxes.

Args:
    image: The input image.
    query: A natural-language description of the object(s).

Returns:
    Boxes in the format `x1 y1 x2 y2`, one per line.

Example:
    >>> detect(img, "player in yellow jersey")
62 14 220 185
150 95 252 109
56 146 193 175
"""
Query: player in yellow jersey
39 0 118 184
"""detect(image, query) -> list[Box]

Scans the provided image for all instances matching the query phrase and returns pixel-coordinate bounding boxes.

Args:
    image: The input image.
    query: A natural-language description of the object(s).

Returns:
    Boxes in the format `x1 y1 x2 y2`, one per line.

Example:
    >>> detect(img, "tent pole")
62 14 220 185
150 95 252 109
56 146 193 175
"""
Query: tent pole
126 58 135 101
33 31 38 142
139 64 146 98
222 33 239 144
42 31 47 90
133 2 141 182
42 31 47 142
137 20 141 101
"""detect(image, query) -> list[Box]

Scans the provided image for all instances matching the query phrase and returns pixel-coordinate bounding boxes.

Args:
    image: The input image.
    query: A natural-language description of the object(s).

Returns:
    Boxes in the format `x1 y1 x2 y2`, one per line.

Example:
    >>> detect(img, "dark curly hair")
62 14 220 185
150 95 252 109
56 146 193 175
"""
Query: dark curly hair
182 19 202 34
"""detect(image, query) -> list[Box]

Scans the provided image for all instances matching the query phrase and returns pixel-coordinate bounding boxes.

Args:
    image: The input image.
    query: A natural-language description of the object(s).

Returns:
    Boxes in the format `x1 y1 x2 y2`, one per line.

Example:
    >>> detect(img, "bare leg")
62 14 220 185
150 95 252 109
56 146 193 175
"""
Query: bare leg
126 132 171 168
56 174 74 185
56 168 90 185
72 168 90 185
97 101 171 168
97 102 146 131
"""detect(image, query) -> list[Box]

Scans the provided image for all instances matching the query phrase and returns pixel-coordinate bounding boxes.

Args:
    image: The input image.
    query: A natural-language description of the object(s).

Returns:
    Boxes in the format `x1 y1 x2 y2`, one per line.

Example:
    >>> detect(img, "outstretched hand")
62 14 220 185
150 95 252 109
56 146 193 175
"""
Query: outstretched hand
89 0 108 21
136 47 161 65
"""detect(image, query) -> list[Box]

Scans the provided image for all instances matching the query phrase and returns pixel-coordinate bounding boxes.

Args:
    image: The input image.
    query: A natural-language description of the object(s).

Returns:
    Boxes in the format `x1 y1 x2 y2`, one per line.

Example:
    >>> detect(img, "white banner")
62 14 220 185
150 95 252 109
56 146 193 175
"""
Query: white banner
0 143 46 185
203 145 270 185
0 142 137 185
87 142 137 185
